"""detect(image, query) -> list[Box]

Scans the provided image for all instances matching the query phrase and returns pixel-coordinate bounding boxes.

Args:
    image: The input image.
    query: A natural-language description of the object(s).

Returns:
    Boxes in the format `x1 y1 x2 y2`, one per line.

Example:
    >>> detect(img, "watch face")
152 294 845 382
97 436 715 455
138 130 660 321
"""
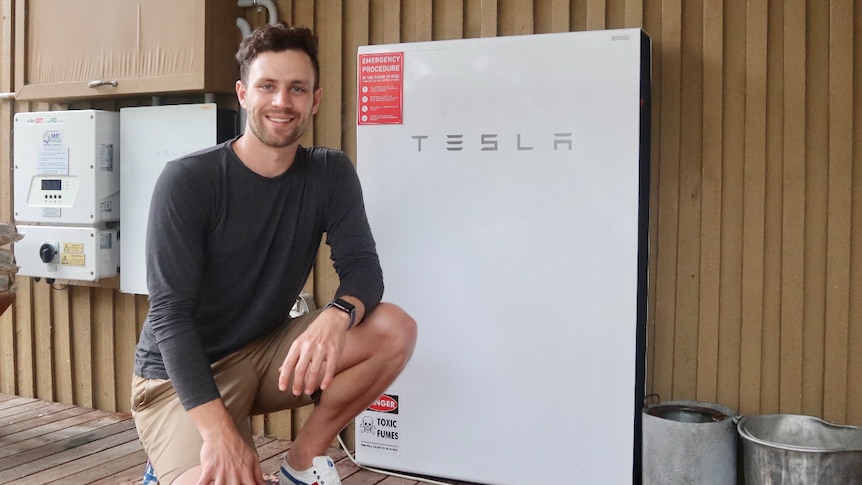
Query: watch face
330 298 357 328
334 298 355 312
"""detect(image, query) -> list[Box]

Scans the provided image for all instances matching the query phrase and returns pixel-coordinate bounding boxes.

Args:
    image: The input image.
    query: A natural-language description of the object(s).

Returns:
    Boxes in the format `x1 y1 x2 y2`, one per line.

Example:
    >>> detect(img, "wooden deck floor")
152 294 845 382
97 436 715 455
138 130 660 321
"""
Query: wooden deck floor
0 394 479 485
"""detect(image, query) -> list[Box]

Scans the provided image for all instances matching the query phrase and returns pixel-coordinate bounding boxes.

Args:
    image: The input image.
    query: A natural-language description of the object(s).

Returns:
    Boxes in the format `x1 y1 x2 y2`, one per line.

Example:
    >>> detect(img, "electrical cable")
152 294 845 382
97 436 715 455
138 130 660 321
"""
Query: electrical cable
336 434 455 485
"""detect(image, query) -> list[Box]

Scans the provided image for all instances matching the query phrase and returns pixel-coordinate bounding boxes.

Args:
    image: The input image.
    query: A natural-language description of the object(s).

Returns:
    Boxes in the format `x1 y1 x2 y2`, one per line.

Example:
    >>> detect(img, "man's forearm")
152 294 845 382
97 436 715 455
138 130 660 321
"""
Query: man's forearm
188 398 241 441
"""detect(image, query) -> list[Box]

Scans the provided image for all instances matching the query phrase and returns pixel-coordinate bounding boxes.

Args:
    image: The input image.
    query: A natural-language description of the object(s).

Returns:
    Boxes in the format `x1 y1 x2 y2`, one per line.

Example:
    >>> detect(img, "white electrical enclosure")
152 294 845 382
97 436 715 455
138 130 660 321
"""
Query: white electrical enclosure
355 30 650 484
13 110 120 226
15 225 118 281
119 104 223 295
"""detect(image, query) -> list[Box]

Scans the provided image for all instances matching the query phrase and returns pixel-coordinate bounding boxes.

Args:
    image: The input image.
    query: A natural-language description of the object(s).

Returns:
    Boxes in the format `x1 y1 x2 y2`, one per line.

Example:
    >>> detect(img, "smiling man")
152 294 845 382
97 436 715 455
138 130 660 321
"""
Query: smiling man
130 22 417 485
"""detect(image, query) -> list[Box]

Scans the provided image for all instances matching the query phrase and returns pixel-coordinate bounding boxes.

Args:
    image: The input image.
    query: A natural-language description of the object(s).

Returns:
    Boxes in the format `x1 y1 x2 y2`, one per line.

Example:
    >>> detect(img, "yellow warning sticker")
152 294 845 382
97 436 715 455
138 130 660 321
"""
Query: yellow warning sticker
61 253 86 266
63 242 84 253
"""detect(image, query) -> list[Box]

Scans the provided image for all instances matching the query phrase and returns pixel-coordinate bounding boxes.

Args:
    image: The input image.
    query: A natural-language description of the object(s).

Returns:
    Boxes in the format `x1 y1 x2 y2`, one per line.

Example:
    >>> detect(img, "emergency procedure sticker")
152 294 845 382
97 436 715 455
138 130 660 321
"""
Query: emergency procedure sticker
356 393 400 455
357 52 404 125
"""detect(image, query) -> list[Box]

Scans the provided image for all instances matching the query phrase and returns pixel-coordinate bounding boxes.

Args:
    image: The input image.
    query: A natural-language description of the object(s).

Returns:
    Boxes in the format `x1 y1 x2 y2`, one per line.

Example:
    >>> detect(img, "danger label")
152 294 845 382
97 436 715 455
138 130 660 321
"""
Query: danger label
357 393 400 455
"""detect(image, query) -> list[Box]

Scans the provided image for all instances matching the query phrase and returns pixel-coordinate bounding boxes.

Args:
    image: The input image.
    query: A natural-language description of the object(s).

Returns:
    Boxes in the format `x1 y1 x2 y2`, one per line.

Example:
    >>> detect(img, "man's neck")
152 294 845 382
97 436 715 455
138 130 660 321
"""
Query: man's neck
231 133 299 178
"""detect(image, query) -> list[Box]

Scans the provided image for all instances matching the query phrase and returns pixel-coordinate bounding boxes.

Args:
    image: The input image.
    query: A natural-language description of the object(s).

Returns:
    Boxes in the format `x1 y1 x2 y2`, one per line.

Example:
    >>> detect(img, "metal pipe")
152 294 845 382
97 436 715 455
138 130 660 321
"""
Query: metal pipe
236 17 252 38
237 0 278 25
0 92 16 100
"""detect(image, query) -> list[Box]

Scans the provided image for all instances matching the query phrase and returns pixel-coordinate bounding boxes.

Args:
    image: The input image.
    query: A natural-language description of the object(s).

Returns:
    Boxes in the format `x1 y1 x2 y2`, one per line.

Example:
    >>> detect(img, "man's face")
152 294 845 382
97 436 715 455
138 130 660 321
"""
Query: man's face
237 49 322 148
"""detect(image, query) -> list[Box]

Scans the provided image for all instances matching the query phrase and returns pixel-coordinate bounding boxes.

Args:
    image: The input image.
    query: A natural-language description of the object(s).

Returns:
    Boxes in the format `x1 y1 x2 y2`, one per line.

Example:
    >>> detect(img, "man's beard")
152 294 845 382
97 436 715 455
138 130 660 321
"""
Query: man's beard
248 109 309 148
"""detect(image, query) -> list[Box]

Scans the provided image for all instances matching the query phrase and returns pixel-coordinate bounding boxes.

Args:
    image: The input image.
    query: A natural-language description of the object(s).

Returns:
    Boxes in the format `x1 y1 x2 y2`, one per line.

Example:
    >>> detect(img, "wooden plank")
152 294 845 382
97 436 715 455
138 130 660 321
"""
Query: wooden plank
0 396 39 413
85 464 148 485
0 0 16 397
480 0 498 37
13 278 35 399
822 0 853 424
606 0 625 29
71 285 94 408
0 428 140 482
535 0 570 34
0 420 135 472
402 0 432 41
625 0 644 28
433 0 464 40
342 0 369 164
651 0 682 402
135 294 149 337
801 0 829 420
848 0 862 426
0 411 123 455
113 292 137 414
758 0 785 416
92 288 116 411
5 439 143 484
738 0 768 416
586 0 607 30
51 284 74 405
696 0 723 404
499 0 534 35
0 401 65 425
642 0 663 397
0 407 99 444
315 0 343 151
780 0 806 415
715 0 745 412
671 0 703 401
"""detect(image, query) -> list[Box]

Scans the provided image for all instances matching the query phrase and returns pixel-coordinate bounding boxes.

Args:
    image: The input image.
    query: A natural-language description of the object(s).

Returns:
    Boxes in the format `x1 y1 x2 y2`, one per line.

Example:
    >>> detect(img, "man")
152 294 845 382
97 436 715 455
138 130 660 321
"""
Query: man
131 22 417 485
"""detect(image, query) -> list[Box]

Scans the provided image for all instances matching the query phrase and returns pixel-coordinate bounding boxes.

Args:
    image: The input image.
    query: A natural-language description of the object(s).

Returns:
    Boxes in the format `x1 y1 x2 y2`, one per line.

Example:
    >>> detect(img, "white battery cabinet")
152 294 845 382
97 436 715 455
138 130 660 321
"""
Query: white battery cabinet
355 30 651 485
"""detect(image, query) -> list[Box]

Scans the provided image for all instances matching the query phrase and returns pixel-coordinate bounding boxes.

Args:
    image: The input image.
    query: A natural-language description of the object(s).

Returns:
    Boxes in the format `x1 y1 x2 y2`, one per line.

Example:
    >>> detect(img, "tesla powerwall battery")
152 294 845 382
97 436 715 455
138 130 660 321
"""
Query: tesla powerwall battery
120 104 236 295
355 29 650 484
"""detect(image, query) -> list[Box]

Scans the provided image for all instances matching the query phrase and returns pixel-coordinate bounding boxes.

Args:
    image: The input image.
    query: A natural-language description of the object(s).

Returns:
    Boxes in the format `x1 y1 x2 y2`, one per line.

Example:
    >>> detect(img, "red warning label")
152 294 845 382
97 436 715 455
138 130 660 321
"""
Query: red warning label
357 52 404 125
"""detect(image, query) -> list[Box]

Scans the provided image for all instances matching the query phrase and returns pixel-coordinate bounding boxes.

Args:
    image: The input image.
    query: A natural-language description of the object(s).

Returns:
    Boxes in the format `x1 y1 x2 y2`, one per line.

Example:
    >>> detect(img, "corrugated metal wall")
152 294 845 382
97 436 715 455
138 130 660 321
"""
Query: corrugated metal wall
0 0 860 443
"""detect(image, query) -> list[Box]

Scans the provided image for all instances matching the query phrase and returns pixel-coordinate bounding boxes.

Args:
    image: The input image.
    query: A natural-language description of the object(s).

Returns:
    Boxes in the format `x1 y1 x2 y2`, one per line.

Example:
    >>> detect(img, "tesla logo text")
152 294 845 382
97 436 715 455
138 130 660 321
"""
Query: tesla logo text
411 133 573 152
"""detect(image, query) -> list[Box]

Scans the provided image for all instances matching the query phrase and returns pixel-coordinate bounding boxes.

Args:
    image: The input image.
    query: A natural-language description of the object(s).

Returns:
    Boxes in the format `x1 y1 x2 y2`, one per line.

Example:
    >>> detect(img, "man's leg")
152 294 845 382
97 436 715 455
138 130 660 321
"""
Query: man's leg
132 359 261 484
254 302 417 470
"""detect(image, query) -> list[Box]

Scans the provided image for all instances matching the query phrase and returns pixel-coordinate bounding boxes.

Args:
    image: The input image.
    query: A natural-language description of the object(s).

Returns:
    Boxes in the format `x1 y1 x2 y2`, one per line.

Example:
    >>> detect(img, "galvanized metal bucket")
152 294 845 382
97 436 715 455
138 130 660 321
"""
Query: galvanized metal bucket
642 400 738 485
738 414 862 484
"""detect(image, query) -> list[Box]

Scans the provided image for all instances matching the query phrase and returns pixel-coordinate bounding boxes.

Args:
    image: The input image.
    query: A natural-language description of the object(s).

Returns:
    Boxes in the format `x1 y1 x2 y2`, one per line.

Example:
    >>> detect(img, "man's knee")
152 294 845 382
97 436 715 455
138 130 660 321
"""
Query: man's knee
364 302 417 360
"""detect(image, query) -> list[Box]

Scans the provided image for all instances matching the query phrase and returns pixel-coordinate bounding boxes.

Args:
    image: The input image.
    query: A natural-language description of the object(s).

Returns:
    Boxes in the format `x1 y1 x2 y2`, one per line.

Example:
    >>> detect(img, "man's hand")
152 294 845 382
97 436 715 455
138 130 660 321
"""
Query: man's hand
278 304 355 396
197 432 264 485
189 399 265 485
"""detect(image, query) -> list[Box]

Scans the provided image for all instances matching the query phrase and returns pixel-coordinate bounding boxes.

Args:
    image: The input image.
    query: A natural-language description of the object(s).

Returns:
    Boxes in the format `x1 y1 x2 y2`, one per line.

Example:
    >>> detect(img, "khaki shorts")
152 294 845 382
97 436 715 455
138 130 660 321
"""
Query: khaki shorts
131 309 321 484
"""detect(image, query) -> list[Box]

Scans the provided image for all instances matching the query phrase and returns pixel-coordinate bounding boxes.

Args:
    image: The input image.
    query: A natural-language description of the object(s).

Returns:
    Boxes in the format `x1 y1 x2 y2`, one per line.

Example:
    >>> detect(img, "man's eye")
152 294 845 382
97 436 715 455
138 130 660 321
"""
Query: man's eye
292 86 307 93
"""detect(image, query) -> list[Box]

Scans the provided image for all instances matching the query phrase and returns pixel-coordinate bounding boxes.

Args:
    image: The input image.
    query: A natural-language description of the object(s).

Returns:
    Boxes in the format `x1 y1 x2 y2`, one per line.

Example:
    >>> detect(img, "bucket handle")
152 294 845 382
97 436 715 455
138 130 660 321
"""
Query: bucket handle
643 393 661 406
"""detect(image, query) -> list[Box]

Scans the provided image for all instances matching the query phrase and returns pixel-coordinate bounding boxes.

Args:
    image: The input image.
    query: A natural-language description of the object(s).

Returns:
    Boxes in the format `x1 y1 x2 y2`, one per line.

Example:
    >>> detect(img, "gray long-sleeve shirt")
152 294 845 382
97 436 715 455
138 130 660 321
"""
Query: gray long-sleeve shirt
133 140 383 410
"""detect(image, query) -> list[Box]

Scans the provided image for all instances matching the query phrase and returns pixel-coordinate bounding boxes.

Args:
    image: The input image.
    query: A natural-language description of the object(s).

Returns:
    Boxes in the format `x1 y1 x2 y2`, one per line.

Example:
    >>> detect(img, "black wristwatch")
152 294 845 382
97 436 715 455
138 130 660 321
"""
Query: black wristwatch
325 297 357 329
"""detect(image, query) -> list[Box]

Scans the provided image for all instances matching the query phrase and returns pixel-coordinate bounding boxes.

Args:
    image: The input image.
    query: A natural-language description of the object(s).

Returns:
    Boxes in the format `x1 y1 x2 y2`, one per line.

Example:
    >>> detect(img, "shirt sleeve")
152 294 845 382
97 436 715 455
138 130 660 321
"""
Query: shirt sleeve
324 151 384 314
145 160 221 410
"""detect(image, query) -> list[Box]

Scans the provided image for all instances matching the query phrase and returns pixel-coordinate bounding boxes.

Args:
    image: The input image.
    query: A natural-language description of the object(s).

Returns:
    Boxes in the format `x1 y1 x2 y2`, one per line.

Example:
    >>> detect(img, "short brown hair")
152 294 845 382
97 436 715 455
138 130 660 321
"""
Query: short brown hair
235 22 320 88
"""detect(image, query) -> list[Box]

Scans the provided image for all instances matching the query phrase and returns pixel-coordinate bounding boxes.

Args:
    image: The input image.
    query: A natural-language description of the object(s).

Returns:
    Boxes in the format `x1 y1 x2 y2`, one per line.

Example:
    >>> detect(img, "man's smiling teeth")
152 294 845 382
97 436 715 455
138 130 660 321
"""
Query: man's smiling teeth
268 115 292 122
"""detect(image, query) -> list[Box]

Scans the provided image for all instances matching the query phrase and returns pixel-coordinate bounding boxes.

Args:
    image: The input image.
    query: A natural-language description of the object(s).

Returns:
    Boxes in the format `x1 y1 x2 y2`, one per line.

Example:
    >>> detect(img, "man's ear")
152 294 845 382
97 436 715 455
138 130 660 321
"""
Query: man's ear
311 88 323 115
236 80 247 108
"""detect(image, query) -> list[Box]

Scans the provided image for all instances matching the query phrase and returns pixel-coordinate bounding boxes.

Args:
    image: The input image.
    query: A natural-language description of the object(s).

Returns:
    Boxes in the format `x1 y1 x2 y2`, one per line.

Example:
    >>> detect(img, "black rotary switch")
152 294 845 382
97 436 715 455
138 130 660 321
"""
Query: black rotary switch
39 243 57 263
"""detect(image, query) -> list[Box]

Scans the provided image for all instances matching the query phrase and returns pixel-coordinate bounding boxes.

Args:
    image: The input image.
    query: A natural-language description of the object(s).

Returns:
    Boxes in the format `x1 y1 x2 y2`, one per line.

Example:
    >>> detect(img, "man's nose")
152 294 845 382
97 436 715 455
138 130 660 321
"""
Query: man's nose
272 87 292 107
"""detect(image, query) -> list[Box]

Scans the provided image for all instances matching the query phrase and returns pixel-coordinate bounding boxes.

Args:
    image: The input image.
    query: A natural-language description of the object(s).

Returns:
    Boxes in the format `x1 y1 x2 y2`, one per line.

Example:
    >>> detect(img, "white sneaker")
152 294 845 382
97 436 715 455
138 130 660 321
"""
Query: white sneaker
279 455 341 485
